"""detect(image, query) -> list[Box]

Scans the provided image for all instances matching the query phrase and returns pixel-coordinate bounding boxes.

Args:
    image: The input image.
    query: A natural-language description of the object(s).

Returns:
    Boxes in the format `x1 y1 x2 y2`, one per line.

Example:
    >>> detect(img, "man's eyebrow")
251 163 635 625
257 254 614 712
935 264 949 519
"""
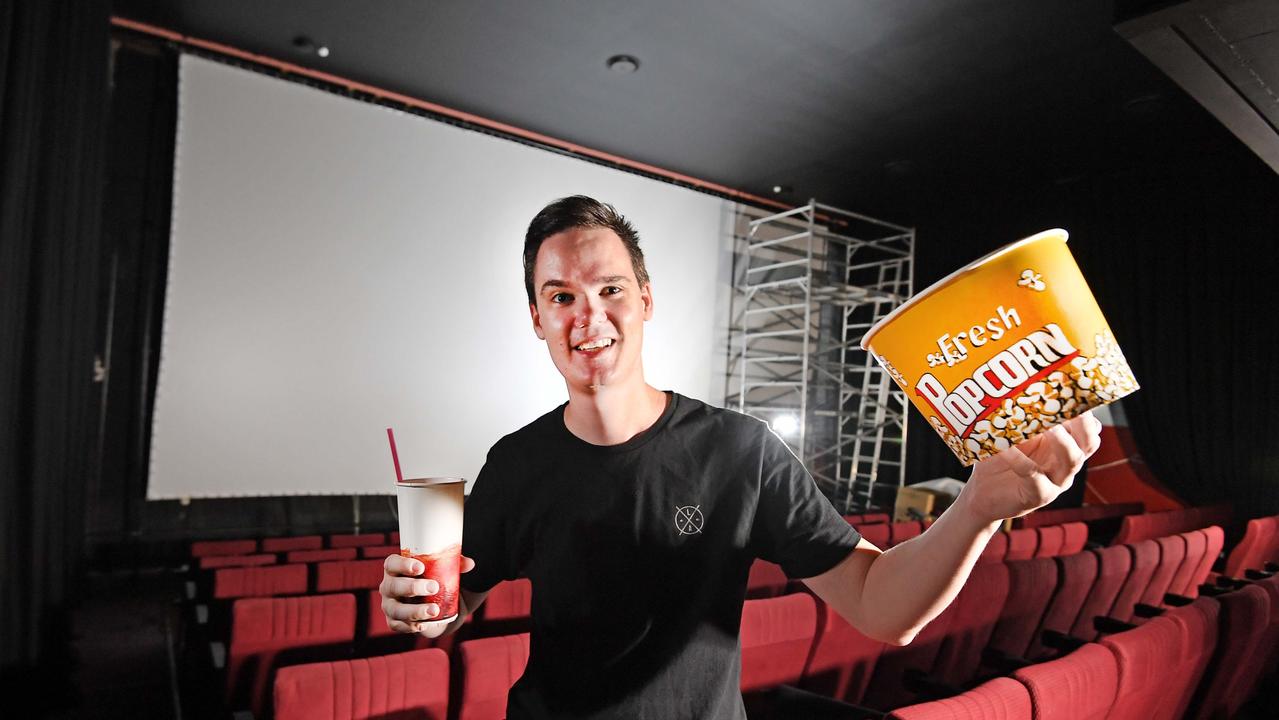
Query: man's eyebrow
539 276 631 292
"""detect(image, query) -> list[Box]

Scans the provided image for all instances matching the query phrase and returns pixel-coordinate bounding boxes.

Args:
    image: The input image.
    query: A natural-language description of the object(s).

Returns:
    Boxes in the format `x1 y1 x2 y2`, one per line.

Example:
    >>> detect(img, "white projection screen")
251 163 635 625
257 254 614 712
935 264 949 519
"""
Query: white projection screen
148 54 734 499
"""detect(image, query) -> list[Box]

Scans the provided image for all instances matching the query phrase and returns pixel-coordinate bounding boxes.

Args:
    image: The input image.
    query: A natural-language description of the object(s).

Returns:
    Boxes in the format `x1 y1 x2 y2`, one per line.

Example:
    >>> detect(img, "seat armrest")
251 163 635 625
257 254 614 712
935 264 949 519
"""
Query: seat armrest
981 647 1032 673
903 668 962 702
1094 615 1136 634
1133 603 1165 618
1163 592 1194 607
761 685 885 719
1244 569 1274 581
1198 583 1231 597
1041 629 1086 652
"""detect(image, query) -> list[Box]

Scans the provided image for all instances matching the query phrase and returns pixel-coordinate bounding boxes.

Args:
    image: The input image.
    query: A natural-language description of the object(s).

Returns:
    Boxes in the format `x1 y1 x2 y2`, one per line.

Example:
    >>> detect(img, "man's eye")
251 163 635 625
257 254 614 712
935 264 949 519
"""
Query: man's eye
551 292 572 303
602 286 622 296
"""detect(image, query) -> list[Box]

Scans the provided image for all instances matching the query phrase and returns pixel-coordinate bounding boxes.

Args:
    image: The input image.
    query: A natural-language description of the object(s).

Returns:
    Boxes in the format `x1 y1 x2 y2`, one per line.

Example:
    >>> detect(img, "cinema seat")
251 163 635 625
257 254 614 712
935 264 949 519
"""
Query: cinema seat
315 559 385 593
987 557 1057 661
1034 525 1065 558
799 599 884 704
213 563 308 600
1060 522 1087 555
977 530 1007 564
274 647 448 720
455 633 530 720
1068 545 1130 641
1168 530 1207 598
199 553 277 570
1163 598 1219 719
1187 586 1266 719
931 562 1009 688
482 578 533 623
1105 539 1159 624
329 533 387 549
1013 642 1116 720
1099 614 1183 719
1224 515 1277 578
1136 535 1187 614
360 544 400 559
1026 550 1098 659
191 539 257 558
262 535 323 553
1192 526 1224 591
288 548 358 564
861 595 958 710
889 521 923 546
885 677 1031 719
746 559 790 599
858 523 890 549
227 593 357 718
1005 529 1038 561
739 593 818 694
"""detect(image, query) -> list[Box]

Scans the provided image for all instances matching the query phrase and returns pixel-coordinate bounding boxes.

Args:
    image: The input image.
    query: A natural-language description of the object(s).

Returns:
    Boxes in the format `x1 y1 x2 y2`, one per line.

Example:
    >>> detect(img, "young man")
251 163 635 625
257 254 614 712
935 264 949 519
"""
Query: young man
381 196 1102 719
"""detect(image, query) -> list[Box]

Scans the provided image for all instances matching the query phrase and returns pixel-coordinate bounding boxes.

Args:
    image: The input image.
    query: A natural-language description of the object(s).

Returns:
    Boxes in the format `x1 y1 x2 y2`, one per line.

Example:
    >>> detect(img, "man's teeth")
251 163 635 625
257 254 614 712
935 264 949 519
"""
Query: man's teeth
575 338 614 351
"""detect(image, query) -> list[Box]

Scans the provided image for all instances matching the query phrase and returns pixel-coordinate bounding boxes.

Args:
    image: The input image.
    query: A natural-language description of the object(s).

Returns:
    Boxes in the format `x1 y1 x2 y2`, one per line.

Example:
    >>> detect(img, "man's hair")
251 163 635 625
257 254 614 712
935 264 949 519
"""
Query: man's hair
523 195 650 305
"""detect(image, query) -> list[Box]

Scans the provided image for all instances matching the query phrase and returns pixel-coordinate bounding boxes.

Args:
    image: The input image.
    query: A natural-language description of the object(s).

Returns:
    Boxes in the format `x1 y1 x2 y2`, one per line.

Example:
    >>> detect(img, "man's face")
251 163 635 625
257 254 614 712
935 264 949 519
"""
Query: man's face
529 226 653 393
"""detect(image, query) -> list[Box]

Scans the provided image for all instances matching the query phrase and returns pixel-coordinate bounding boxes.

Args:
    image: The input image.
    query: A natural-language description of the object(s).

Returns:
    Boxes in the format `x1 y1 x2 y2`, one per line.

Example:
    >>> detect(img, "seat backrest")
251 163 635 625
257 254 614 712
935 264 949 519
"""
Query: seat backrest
1112 513 1147 545
889 520 923 546
739 593 818 693
1060 522 1088 555
1026 550 1099 660
455 633 531 720
329 533 387 549
1013 642 1117 720
315 559 386 593
1164 598 1219 720
1100 615 1184 720
1193 526 1225 591
1139 535 1187 609
228 593 357 718
200 553 278 570
274 647 448 720
1034 525 1066 558
845 512 889 525
192 539 257 558
213 563 308 600
1108 540 1159 623
858 523 890 549
800 598 885 705
1168 530 1207 597
745 559 790 599
1187 587 1267 720
288 547 359 564
1005 528 1039 561
360 544 400 559
261 535 323 553
885 677 1031 719
931 562 1010 688
1070 545 1131 641
988 557 1058 659
483 578 533 622
862 592 959 710
978 530 1008 564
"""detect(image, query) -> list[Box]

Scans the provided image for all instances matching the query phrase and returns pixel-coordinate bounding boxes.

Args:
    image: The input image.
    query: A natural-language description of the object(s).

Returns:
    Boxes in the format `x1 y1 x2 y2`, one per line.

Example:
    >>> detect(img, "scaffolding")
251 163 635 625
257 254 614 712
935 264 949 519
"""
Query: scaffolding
728 200 915 512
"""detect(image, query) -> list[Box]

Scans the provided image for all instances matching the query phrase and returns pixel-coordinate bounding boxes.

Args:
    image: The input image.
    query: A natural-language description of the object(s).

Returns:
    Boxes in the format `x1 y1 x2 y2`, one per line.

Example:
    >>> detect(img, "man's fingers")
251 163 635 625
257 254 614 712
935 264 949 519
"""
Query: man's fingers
460 555 476 573
384 553 423 577
1044 424 1086 483
382 596 442 623
382 576 439 598
1063 412 1103 458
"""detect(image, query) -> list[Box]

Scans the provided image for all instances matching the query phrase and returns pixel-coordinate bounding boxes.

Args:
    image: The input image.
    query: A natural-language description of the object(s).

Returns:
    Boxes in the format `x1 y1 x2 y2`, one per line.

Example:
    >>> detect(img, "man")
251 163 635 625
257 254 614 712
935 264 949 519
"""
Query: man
381 196 1102 719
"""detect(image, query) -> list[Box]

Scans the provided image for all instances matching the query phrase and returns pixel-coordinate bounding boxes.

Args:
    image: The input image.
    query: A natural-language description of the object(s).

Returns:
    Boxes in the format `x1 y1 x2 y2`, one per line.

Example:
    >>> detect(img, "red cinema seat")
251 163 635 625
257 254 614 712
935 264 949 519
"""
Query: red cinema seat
1193 526 1225 591
315 559 385 593
978 530 1008 564
388 530 399 545
483 578 532 623
199 553 277 570
886 677 1031 720
288 548 358 564
799 599 885 704
262 535 323 553
1112 513 1148 545
1005 528 1038 561
739 593 818 694
1188 587 1267 720
858 523 890 549
845 512 890 525
360 544 400 559
1224 516 1277 578
227 593 357 718
889 521 923 546
1107 540 1159 624
191 539 257 558
1248 575 1279 702
361 590 468 655
1013 642 1117 720
987 557 1058 660
1060 522 1087 555
1164 598 1219 719
213 564 308 600
1034 525 1065 558
1069 546 1131 641
862 595 959 710
1136 535 1187 614
1100 615 1183 720
1025 550 1098 660
455 633 530 720
931 562 1010 688
746 559 790 599
274 647 448 720
329 533 386 549
1168 530 1207 598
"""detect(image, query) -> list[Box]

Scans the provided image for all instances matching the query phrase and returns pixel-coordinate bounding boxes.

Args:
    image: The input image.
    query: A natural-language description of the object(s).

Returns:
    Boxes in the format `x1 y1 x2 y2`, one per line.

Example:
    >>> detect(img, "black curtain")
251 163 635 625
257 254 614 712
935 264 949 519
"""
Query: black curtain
0 0 110 681
903 128 1279 520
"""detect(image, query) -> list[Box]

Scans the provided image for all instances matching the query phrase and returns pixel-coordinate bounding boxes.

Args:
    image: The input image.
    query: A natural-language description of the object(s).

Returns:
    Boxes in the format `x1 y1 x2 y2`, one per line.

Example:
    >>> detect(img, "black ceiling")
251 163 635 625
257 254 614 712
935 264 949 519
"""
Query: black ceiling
110 0 1230 222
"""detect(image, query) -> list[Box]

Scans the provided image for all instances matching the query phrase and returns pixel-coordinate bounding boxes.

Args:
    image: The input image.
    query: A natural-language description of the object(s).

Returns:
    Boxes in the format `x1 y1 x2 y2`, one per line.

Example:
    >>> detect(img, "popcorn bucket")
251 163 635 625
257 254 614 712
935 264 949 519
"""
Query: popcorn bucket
861 229 1138 466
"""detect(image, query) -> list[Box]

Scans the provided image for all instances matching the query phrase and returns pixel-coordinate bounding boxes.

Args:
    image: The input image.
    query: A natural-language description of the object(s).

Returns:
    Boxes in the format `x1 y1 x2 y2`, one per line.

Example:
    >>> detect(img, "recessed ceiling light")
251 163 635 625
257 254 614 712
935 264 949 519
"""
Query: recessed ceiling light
292 35 329 59
771 184 792 195
606 55 640 73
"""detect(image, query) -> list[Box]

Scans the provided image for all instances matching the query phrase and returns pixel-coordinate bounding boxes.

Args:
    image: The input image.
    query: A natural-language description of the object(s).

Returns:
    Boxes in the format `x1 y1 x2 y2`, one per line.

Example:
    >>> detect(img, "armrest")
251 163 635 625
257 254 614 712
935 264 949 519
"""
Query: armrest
1244 569 1274 581
761 685 885 719
1198 583 1231 597
903 668 962 702
1216 575 1247 589
981 647 1032 673
1094 615 1137 634
1041 629 1086 652
1163 593 1194 607
1133 603 1165 618
1266 561 1278 573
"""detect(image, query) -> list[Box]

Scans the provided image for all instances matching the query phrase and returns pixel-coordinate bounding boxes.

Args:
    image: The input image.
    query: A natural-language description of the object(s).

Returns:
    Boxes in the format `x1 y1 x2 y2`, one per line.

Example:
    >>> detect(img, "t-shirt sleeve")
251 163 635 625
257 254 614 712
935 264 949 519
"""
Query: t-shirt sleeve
750 425 862 579
460 446 514 594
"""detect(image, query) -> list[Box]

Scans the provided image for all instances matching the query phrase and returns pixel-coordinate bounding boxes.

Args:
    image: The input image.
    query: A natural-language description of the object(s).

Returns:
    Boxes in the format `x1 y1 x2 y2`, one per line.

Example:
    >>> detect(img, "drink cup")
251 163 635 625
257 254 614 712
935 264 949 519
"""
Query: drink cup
861 229 1139 466
395 478 465 622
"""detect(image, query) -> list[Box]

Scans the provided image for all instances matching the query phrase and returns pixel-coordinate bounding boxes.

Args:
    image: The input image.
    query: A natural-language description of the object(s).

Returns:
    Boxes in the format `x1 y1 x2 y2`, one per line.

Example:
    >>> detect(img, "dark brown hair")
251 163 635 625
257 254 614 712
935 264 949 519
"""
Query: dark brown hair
523 195 649 304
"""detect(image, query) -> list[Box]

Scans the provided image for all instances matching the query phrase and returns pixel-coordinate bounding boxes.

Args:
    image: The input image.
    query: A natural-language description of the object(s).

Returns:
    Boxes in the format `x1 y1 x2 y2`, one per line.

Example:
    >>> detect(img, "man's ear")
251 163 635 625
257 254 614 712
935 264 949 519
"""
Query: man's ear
641 282 654 321
529 302 546 340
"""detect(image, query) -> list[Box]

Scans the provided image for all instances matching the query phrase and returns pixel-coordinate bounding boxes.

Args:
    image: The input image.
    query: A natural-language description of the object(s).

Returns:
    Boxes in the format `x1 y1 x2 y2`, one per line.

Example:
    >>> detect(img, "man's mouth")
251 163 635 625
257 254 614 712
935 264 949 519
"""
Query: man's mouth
573 338 615 352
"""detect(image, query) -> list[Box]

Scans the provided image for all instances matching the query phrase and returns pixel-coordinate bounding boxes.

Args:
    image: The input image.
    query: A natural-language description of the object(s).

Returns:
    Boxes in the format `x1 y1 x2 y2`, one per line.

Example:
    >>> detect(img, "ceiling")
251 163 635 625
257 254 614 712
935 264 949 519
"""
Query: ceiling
109 0 1263 222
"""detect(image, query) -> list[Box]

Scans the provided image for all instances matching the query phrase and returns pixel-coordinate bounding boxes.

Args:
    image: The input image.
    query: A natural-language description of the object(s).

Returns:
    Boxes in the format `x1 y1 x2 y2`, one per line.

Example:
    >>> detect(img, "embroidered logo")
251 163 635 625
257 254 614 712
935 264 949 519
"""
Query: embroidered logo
675 505 704 535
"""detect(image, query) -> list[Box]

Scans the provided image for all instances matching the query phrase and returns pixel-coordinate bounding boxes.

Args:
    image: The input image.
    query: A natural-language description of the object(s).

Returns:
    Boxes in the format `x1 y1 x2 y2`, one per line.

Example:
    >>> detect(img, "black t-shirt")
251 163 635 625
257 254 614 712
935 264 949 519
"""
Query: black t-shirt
461 392 861 720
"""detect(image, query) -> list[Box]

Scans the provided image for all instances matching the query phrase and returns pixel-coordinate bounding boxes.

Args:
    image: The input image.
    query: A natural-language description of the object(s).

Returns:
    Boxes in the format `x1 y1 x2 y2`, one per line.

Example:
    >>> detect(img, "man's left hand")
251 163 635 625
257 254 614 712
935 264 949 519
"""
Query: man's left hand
962 411 1104 524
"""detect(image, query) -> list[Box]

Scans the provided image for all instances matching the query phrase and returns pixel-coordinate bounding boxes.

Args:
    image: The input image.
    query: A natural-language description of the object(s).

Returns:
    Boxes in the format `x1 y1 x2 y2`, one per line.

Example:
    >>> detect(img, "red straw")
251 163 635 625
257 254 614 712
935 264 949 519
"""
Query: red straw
386 427 404 484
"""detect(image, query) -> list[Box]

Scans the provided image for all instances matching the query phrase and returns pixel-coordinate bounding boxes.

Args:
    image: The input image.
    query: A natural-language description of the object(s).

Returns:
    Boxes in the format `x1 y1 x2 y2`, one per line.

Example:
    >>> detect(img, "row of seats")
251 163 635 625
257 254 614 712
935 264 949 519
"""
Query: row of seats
1111 502 1232 545
1223 512 1279 579
197 544 401 570
190 532 397 559
1010 500 1143 529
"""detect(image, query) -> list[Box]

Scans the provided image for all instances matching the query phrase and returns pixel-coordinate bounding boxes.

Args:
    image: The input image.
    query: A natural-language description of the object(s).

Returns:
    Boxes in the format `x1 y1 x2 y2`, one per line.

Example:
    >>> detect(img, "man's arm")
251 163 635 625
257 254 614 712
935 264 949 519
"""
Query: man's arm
804 413 1102 645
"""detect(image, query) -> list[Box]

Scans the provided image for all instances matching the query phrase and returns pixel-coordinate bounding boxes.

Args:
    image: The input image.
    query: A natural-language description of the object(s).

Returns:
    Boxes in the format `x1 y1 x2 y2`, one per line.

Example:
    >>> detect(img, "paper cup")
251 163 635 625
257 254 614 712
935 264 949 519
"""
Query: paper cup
396 478 465 622
861 229 1138 466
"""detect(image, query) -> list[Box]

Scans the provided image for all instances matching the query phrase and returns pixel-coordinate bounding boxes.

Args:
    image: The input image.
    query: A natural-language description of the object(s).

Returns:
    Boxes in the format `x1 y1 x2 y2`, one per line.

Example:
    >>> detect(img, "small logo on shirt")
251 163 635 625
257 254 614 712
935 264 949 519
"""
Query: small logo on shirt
675 505 704 535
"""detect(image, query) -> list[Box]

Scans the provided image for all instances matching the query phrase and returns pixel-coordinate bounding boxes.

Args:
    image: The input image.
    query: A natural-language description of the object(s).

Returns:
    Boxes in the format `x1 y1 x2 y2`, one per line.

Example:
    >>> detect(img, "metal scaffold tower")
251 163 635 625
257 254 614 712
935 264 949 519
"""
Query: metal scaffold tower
728 200 915 512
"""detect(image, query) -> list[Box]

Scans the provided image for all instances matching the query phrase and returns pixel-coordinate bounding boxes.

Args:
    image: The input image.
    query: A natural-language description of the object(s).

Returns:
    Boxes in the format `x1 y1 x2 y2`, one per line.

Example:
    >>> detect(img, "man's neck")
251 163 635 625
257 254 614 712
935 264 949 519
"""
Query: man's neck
563 381 668 446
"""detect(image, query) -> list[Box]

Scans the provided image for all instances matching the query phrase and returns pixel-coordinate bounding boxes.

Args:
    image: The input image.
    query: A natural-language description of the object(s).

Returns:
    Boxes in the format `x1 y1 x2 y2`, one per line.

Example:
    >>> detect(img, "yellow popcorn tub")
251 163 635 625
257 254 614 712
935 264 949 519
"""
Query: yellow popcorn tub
861 229 1139 466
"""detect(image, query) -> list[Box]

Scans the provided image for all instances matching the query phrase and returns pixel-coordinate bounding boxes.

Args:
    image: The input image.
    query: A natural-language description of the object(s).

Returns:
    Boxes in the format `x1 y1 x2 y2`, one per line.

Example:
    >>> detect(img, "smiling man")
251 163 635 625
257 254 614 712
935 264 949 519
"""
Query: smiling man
380 195 1102 719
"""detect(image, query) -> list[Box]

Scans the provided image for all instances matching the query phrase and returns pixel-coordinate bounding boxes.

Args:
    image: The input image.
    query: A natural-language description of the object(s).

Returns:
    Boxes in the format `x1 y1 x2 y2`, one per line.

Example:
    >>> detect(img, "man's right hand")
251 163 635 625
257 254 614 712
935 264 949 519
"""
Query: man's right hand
380 553 475 638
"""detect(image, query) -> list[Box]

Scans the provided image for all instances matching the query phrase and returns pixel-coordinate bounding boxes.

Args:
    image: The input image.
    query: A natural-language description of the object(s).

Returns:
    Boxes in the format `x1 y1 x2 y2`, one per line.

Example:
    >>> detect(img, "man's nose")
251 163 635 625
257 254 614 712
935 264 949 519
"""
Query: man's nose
576 294 606 328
